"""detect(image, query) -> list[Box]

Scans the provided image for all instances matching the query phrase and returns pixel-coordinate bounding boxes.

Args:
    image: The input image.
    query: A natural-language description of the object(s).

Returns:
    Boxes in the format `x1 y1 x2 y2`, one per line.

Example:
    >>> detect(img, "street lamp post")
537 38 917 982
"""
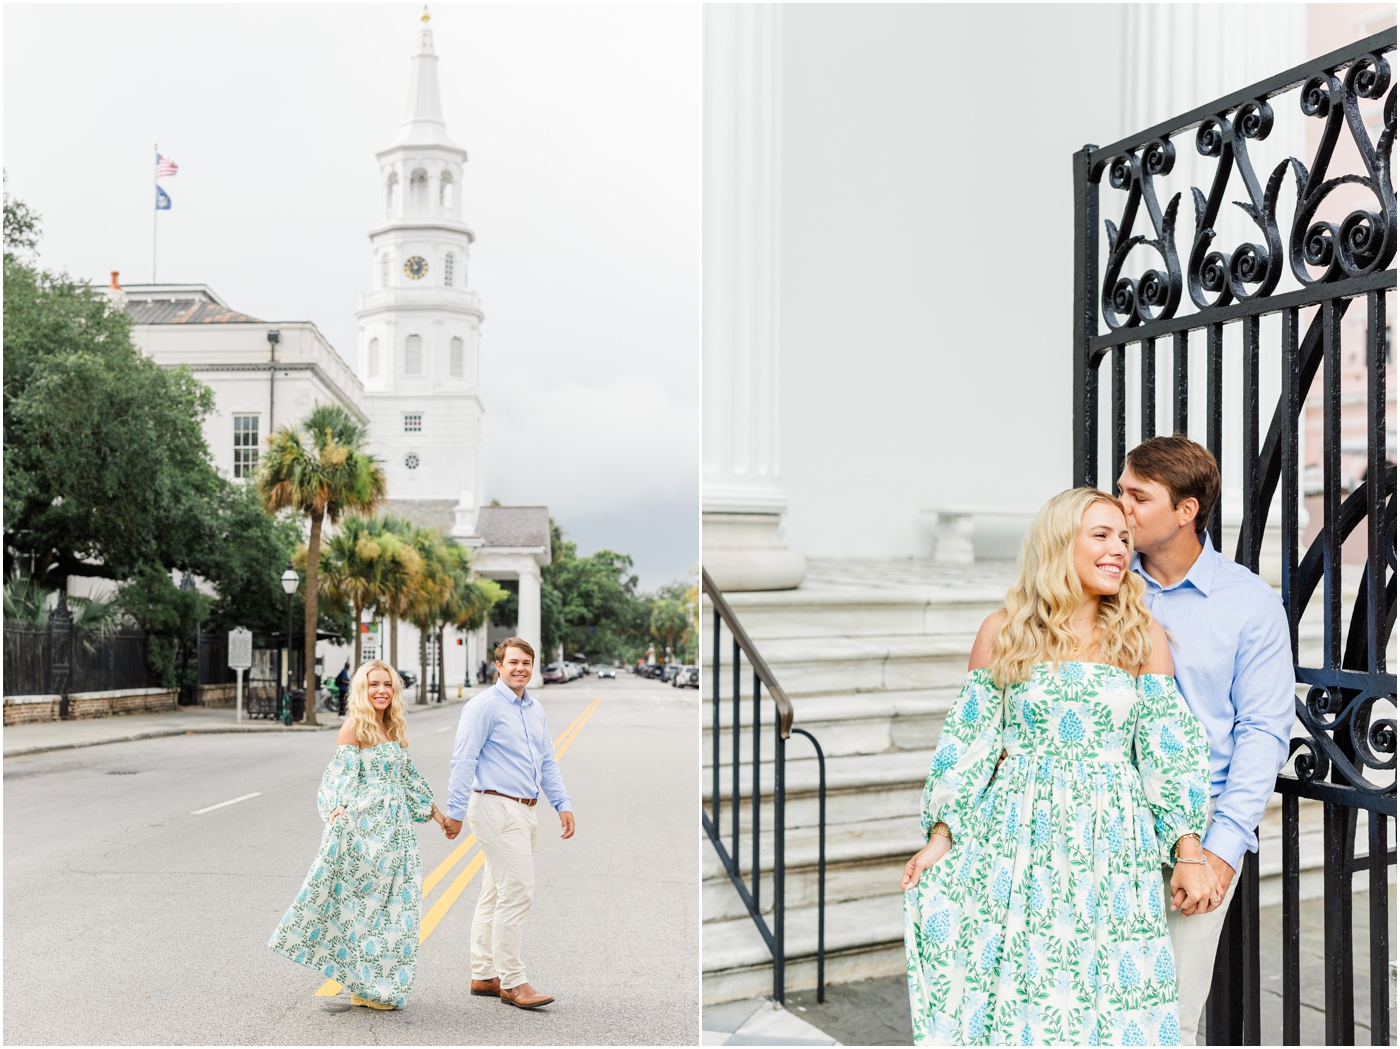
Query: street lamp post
280 562 299 726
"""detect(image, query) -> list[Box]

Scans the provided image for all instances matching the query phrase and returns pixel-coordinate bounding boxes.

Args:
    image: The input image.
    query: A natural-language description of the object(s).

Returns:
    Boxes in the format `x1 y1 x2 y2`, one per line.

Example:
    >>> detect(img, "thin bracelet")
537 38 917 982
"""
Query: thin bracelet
1175 833 1208 864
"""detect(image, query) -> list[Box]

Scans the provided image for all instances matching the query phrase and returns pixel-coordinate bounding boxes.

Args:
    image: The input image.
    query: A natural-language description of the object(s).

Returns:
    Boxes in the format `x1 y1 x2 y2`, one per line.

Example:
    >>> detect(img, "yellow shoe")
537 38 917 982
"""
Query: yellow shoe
350 994 397 1011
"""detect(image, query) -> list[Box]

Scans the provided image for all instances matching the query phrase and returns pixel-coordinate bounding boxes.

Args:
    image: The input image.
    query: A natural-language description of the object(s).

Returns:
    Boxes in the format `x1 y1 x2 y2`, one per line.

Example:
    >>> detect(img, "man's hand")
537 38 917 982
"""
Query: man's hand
559 811 575 840
442 816 463 840
1203 849 1235 906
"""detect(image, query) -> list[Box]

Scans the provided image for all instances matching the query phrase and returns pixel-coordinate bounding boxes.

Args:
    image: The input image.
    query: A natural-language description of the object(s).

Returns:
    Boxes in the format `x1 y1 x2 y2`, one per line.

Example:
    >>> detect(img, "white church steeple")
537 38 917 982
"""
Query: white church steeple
356 9 485 535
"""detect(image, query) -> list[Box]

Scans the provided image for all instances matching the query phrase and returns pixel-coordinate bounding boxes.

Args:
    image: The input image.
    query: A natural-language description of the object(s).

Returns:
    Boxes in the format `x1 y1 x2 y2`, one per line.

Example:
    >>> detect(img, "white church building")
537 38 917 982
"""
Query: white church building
119 15 548 690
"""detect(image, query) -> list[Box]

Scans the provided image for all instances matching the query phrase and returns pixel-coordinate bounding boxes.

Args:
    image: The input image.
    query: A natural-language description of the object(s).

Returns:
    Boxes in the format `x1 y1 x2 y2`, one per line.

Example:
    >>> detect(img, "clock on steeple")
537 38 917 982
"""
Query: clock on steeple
404 255 428 280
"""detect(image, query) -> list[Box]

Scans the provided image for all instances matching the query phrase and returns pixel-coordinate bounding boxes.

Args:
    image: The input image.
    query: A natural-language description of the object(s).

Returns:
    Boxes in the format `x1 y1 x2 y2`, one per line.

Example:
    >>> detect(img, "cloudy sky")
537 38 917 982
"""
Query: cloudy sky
4 3 699 590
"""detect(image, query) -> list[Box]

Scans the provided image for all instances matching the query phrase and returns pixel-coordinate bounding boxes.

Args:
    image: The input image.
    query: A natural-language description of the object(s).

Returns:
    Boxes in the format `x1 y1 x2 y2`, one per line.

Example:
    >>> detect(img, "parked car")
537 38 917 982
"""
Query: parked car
596 667 616 679
672 665 699 688
397 669 417 689
541 663 565 684
661 663 683 684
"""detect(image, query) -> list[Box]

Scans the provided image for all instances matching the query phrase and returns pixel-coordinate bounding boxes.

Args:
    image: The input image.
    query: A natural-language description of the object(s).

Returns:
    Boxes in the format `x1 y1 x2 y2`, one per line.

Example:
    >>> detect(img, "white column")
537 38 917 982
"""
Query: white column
517 565 543 687
701 3 806 592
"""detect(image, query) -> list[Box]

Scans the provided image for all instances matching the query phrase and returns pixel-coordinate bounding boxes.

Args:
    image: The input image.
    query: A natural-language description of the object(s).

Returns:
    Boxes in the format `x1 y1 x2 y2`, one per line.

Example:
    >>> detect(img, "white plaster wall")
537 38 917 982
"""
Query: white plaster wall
772 4 1309 560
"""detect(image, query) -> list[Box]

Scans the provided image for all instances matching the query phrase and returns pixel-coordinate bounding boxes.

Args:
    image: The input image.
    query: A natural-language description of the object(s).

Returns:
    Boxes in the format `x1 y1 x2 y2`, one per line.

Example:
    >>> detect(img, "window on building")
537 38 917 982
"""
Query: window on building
404 453 420 470
404 334 423 376
450 336 464 378
367 338 381 380
379 254 389 289
440 174 454 211
444 252 455 287
233 414 259 479
403 412 422 433
385 174 399 216
409 169 428 214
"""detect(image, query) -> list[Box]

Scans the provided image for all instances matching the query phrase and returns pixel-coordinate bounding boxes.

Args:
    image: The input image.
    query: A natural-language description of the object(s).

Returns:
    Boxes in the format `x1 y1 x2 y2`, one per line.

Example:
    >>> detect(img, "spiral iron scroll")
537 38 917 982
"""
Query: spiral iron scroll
1100 47 1396 330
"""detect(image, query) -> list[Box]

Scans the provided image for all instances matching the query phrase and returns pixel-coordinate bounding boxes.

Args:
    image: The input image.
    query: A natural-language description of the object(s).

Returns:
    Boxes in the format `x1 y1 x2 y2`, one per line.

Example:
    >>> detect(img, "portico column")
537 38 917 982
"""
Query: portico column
518 564 543 687
701 3 806 592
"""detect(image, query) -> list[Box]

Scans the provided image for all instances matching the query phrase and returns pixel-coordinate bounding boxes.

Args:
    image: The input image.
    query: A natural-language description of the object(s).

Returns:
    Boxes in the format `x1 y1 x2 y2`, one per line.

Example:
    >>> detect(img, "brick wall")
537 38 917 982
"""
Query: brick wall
66 689 179 720
3 696 60 726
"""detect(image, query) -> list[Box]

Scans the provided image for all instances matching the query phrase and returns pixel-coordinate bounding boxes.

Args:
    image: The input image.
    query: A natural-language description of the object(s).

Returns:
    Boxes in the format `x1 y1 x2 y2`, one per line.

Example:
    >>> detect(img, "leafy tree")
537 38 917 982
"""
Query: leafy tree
649 596 690 663
116 567 209 690
316 515 422 669
257 404 385 724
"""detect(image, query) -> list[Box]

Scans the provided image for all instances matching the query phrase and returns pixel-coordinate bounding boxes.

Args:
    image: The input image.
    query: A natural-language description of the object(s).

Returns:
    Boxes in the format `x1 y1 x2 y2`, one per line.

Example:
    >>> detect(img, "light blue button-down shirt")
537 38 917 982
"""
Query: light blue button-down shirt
446 680 573 820
1131 534 1295 870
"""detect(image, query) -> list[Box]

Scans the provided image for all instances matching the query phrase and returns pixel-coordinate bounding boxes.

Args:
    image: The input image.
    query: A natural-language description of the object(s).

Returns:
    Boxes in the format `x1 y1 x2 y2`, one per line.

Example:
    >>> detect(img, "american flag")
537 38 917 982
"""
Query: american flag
156 153 179 178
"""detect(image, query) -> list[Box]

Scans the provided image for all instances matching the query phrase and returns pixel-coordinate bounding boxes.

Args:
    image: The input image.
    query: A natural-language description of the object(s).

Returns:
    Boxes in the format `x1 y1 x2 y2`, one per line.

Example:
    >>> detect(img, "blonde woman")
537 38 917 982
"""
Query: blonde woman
902 489 1215 1046
269 661 448 1010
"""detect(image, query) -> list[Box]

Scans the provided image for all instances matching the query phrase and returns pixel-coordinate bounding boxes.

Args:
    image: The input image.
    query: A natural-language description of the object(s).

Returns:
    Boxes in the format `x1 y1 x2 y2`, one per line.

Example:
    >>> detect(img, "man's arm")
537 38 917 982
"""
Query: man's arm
538 713 572 815
1205 595 1296 872
446 699 491 821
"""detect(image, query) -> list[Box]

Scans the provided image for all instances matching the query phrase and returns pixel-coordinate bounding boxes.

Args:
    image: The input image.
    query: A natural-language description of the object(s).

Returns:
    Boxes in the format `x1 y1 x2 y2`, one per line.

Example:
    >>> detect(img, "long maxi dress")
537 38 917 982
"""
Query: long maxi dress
904 662 1211 1046
269 742 436 1007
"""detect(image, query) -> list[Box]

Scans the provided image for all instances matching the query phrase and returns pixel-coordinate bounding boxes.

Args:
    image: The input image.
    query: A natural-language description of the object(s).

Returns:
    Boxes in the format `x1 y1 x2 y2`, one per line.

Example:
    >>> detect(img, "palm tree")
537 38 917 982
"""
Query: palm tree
257 404 385 726
404 528 455 703
372 514 421 670
315 517 423 671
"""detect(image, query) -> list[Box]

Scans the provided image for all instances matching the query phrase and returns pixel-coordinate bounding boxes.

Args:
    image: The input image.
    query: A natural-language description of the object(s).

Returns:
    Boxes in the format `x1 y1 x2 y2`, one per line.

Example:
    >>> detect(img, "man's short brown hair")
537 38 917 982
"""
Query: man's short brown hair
1122 435 1220 537
493 637 536 663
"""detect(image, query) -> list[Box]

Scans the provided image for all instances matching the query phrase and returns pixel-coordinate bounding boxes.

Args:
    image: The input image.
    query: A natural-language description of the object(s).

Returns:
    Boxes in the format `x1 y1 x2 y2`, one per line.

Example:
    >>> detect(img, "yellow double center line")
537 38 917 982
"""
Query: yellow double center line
314 696 602 997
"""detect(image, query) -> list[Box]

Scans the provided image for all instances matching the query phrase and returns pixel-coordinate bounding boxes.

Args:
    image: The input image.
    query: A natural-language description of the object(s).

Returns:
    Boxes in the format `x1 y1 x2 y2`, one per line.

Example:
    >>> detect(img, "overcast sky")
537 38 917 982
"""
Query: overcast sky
4 3 699 591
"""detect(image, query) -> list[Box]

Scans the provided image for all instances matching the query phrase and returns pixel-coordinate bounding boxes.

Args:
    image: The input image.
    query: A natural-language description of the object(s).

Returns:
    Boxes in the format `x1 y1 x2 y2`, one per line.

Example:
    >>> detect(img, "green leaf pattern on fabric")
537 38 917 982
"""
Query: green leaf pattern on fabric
905 662 1209 1045
268 743 436 1006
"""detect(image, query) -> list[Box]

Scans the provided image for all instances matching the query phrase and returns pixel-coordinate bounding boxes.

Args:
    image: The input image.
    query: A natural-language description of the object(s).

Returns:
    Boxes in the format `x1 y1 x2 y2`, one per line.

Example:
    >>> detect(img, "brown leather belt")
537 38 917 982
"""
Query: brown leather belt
475 789 537 807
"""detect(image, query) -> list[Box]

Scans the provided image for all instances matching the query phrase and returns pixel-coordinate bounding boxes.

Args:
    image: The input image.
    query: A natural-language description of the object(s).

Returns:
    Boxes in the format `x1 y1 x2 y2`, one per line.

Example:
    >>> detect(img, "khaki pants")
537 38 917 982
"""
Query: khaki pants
1163 801 1243 1046
468 791 539 989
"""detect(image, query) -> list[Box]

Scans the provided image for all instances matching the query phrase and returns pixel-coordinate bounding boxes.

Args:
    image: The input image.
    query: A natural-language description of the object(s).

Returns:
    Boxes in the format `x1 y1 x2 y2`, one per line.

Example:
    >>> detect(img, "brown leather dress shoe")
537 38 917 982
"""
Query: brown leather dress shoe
470 977 501 997
499 982 554 1009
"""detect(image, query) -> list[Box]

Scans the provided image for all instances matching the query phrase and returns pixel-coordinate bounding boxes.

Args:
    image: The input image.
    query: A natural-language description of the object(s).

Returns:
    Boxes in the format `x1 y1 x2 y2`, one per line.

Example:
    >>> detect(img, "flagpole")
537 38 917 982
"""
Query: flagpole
152 142 158 283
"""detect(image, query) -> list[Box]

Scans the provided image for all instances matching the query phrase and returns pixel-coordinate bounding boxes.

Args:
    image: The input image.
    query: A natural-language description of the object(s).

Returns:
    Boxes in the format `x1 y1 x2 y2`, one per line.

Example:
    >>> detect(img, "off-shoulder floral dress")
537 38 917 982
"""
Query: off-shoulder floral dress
904 663 1210 1046
269 742 435 1007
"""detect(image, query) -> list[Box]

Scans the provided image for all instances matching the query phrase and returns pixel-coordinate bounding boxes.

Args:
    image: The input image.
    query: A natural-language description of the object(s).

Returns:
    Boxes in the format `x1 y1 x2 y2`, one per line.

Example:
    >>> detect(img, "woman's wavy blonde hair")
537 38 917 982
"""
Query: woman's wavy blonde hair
989 487 1155 688
346 660 411 749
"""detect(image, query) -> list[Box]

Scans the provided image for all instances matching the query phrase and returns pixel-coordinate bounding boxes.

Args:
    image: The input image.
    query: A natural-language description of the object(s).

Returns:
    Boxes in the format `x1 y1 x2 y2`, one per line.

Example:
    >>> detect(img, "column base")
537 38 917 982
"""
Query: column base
703 512 807 592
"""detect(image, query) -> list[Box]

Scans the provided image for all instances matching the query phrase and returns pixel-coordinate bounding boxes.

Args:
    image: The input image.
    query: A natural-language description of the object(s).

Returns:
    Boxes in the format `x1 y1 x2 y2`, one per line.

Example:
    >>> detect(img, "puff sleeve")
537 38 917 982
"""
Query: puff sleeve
402 754 436 823
920 669 1005 842
317 745 361 821
1132 672 1211 865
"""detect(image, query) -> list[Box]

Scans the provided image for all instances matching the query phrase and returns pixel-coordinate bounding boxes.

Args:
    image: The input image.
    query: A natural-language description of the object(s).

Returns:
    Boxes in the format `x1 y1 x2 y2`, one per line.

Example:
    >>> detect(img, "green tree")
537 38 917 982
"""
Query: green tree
649 596 690 663
315 515 422 670
257 404 385 725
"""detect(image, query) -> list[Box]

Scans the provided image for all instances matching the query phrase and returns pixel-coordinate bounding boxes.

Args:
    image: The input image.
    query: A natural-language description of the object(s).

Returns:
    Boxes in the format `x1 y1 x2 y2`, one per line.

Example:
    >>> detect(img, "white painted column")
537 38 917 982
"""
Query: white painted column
517 565 543 687
701 3 806 592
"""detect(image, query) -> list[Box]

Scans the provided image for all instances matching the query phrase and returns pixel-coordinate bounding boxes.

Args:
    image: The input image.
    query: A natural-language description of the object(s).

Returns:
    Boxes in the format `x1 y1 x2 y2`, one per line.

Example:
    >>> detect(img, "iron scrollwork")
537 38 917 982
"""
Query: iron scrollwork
1101 140 1182 329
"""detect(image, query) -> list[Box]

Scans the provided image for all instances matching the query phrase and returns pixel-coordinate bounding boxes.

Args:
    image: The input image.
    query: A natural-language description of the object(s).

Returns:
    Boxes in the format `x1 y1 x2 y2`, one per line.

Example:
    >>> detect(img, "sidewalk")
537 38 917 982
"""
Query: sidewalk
703 998 842 1046
2 693 466 758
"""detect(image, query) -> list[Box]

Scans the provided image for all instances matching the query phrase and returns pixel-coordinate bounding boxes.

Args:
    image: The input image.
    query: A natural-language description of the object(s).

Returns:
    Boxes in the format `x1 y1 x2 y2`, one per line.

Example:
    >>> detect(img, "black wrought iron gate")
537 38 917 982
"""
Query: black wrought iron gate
1073 28 1396 1046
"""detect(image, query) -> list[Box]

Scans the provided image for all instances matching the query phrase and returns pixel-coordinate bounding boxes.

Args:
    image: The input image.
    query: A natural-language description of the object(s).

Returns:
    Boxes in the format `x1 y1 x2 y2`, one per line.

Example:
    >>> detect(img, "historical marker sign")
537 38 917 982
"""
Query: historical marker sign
228 628 253 671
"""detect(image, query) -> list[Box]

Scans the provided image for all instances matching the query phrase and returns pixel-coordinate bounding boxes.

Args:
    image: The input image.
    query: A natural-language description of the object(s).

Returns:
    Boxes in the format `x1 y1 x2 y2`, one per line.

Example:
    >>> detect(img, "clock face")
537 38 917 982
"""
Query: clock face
404 256 428 280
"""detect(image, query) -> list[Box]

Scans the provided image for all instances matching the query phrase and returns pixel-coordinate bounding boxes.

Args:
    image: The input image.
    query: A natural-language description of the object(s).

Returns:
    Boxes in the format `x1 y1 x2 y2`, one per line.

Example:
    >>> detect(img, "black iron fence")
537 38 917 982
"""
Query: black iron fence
3 622 154 698
702 567 827 1005
1074 28 1395 1045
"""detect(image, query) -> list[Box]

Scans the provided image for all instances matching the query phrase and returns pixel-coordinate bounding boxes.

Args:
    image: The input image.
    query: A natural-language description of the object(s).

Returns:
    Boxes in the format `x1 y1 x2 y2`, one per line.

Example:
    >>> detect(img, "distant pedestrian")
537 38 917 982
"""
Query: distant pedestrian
441 637 575 1009
268 660 450 1010
335 663 350 714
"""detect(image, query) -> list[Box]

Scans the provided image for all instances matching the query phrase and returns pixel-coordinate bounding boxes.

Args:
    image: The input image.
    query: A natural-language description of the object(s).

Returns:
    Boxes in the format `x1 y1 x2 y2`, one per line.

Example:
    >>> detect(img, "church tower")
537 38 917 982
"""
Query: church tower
357 12 484 535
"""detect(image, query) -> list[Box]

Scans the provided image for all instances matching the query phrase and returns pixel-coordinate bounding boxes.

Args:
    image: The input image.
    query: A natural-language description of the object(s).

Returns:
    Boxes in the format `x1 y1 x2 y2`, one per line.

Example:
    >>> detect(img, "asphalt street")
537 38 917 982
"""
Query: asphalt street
3 674 700 1045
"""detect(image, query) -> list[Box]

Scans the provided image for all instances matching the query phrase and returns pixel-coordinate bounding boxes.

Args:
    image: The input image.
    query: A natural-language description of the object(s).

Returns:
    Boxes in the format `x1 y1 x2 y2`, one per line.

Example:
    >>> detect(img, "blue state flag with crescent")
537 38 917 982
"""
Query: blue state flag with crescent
156 185 172 210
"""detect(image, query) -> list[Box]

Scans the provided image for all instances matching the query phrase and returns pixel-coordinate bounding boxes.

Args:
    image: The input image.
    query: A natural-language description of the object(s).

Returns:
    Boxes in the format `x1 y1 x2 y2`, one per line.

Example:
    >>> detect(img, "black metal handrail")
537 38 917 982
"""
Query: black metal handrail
702 567 826 1005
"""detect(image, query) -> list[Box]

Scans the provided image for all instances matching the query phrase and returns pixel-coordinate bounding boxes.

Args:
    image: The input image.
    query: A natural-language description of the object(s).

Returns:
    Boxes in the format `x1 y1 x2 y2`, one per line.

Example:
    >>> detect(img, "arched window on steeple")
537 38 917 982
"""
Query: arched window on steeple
444 253 455 287
409 169 428 214
385 173 399 217
367 338 381 381
404 334 423 376
450 337 464 378
439 173 454 212
379 253 389 289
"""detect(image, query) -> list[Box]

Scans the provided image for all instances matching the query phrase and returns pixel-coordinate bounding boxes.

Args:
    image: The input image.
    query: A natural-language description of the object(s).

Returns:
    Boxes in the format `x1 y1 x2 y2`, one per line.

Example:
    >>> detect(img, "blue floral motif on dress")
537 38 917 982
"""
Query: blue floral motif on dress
1160 1010 1180 1044
961 691 981 723
1154 946 1175 982
1060 661 1085 682
1123 1020 1147 1045
1159 723 1183 755
904 664 1208 1045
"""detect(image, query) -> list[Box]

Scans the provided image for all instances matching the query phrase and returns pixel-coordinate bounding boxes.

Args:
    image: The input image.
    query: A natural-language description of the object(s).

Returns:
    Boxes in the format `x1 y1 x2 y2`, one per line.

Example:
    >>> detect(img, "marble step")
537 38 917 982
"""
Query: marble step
706 585 1005 642
710 634 976 697
702 689 956 763
702 749 934 833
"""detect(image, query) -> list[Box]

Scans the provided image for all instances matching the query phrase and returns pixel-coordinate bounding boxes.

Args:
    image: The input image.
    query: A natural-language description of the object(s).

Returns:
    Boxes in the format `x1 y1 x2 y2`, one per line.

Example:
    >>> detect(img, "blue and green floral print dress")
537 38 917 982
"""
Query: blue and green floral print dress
269 742 435 1007
904 663 1210 1046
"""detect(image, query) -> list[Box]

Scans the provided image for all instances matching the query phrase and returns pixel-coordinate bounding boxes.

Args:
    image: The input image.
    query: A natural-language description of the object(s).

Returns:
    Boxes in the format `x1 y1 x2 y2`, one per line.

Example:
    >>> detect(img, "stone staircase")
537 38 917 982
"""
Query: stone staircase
700 557 1395 1005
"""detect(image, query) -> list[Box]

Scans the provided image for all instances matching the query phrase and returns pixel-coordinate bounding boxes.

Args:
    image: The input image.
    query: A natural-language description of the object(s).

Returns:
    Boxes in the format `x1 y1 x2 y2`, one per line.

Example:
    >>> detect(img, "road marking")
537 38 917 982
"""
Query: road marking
190 792 262 815
312 699 600 998
435 725 454 733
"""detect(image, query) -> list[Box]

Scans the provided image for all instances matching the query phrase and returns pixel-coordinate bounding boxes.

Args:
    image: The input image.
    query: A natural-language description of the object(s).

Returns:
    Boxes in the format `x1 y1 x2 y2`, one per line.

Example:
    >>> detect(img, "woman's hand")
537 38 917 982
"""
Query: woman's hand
328 806 346 824
430 804 447 829
1169 837 1223 916
901 829 952 891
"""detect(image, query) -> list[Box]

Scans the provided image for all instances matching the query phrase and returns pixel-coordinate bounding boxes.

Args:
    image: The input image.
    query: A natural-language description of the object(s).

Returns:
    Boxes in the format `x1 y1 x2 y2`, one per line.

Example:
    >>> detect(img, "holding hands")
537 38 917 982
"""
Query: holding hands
1170 834 1228 915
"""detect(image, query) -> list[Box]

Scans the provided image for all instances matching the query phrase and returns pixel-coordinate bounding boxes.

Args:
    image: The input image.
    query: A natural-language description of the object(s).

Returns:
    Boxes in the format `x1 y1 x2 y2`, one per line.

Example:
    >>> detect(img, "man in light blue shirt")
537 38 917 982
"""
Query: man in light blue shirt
441 637 574 1010
1119 436 1295 1045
